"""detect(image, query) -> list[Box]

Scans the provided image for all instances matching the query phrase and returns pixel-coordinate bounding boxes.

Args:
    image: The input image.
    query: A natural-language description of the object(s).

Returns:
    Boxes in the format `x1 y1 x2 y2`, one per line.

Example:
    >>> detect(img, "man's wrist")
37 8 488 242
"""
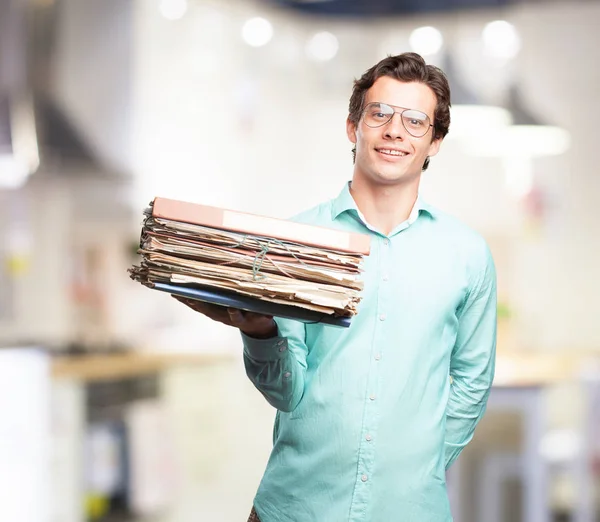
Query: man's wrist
240 320 278 340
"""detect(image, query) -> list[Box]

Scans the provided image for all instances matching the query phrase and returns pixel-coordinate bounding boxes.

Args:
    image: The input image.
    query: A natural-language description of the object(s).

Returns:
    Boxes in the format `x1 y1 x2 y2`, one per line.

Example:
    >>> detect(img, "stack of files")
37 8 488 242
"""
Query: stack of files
128 197 371 327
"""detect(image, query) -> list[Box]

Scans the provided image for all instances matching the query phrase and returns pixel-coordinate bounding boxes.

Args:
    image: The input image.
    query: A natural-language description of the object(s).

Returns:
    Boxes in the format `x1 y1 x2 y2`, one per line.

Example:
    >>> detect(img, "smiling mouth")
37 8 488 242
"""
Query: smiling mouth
376 148 408 157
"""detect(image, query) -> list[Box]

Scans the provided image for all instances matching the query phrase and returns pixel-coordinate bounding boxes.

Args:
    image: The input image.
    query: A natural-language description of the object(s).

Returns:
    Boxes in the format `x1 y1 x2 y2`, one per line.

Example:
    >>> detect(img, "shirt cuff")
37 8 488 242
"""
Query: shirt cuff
241 331 289 362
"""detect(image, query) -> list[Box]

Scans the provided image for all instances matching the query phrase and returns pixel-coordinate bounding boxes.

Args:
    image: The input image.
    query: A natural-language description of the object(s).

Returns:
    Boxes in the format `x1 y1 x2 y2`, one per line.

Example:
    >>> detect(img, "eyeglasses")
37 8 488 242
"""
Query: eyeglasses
362 102 434 138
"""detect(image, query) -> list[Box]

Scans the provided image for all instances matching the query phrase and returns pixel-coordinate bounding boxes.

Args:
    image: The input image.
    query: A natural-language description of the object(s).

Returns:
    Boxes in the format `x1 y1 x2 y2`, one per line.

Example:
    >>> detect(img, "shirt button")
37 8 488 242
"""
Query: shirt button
361 474 368 482
374 353 381 361
278 345 287 352
369 394 376 401
365 434 372 441
379 313 386 321
383 239 389 246
283 371 291 378
382 274 389 281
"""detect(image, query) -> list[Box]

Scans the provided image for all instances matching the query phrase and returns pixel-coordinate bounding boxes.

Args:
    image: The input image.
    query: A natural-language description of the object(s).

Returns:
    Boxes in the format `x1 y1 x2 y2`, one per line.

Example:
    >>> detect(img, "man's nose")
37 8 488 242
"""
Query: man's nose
384 113 406 139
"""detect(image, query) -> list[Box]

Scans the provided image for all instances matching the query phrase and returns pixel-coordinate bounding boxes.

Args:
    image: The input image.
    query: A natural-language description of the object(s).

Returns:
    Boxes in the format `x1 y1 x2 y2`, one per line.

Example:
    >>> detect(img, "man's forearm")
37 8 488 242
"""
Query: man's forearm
242 329 307 412
443 377 492 468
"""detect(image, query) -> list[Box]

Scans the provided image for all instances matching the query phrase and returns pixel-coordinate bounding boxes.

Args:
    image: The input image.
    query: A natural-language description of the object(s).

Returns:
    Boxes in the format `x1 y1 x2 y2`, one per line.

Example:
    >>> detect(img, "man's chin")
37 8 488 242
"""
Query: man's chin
372 170 420 186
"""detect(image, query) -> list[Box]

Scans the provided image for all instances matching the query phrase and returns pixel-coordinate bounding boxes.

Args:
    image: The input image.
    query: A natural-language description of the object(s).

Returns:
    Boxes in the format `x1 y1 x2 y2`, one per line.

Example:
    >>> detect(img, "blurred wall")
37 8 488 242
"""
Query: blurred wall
1 0 598 353
52 0 134 175
0 178 71 344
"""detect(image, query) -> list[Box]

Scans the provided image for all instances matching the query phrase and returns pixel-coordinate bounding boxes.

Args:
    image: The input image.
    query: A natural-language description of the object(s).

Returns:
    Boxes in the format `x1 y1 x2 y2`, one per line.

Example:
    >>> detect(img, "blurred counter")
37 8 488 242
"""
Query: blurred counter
49 349 600 384
494 350 599 387
51 352 234 381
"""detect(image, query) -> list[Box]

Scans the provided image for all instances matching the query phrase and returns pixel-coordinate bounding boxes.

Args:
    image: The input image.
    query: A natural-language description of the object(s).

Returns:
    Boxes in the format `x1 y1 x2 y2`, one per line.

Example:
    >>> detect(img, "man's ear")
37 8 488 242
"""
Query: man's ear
346 117 357 144
427 136 443 158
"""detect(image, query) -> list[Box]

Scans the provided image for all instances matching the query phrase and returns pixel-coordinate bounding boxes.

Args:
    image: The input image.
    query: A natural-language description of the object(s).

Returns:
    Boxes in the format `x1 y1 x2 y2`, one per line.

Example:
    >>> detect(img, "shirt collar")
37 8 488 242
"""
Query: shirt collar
331 181 357 220
331 181 437 223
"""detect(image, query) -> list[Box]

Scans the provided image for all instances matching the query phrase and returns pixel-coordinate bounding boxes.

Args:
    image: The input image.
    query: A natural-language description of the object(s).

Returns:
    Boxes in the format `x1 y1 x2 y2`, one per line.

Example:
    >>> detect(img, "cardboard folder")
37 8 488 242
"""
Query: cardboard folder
152 197 371 256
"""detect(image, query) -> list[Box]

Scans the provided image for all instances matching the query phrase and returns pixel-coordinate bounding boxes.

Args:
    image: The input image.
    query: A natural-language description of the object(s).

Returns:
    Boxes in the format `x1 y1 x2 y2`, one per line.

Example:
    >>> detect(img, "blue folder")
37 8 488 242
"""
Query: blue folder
152 282 352 328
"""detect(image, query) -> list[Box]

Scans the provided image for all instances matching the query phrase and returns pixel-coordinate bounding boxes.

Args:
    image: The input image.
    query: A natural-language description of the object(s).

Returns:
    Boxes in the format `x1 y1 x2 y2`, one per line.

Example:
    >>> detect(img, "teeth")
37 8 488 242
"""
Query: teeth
378 149 407 156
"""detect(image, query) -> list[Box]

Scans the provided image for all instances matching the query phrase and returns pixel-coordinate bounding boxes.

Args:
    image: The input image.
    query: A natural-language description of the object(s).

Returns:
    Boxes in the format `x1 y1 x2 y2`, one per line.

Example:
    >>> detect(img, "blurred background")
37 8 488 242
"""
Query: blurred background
0 0 599 521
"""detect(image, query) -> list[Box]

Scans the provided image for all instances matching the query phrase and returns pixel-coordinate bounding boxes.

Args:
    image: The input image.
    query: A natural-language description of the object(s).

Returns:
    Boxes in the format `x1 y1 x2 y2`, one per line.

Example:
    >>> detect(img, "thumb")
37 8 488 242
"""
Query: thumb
227 308 245 325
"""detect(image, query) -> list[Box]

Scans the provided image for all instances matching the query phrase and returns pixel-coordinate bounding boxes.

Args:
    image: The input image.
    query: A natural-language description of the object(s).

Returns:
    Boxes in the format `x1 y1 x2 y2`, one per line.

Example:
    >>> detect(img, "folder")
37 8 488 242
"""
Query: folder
152 197 371 255
130 198 369 327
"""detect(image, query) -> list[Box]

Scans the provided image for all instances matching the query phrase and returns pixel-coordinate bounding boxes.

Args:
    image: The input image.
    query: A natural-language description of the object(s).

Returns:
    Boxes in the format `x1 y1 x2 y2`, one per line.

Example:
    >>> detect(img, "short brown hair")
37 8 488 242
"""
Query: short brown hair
348 52 451 171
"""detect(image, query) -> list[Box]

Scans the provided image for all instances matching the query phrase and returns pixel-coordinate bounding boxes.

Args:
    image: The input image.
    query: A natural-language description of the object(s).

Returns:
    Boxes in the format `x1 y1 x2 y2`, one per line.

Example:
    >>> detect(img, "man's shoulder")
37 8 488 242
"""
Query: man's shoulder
425 204 492 262
288 200 335 226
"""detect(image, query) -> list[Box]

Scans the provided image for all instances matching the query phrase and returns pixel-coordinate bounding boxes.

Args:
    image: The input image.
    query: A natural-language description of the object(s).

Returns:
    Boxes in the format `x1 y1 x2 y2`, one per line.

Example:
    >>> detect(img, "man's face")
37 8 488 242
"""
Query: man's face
347 77 442 188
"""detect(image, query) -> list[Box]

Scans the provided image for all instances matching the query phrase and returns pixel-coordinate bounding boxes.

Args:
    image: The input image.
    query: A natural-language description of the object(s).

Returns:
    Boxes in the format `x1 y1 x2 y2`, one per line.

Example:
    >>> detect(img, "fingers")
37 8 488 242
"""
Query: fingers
171 296 231 323
227 308 277 338
226 308 274 327
226 308 245 325
171 295 276 337
242 310 274 321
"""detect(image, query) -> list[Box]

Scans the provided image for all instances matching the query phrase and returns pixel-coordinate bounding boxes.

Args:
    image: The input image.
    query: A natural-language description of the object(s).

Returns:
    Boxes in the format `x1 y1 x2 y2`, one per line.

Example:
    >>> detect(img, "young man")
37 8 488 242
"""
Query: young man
175 52 497 522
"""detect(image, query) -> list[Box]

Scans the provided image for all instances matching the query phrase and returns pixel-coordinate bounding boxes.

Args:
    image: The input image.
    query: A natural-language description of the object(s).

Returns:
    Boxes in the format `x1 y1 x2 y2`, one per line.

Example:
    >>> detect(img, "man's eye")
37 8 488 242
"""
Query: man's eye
409 119 423 126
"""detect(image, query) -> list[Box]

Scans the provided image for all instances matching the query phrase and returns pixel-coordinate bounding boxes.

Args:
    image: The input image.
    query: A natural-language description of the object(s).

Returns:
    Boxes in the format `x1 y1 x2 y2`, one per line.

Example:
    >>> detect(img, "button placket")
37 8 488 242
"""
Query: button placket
350 234 389 518
376 235 390 364
363 236 387 474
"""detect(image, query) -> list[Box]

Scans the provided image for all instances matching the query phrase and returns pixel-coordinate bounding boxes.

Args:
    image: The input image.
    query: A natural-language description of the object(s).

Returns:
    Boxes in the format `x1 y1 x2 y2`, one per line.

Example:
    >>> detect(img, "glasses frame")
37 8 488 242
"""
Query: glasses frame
361 102 434 138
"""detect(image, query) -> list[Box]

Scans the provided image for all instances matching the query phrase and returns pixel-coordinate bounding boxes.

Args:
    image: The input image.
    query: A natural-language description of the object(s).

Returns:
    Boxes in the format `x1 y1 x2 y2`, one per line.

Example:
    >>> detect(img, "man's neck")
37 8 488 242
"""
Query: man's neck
349 177 419 236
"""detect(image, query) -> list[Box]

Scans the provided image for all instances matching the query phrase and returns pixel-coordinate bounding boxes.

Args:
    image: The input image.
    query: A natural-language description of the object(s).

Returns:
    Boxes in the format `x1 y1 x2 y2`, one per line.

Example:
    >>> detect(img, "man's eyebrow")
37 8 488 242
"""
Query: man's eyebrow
368 101 431 114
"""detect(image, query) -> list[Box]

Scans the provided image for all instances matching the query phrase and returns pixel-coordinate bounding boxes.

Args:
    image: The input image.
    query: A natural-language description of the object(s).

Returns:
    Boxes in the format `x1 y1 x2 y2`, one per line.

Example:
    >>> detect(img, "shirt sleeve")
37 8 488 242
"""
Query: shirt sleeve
444 244 497 469
242 316 309 412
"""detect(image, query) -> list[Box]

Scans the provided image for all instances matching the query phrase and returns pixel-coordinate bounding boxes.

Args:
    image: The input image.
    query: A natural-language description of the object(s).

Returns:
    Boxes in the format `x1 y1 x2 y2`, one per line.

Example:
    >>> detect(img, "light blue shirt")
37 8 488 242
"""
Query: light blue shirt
242 182 497 522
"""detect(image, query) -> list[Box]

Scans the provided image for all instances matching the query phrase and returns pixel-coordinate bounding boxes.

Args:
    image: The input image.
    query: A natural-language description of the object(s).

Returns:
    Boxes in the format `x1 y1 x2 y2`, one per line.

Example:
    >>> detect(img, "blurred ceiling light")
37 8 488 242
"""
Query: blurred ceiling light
159 0 187 20
0 94 39 190
306 31 339 62
482 20 521 60
0 156 30 190
464 84 571 198
449 105 512 141
466 84 571 158
242 17 274 47
468 124 571 159
441 53 512 141
408 26 443 57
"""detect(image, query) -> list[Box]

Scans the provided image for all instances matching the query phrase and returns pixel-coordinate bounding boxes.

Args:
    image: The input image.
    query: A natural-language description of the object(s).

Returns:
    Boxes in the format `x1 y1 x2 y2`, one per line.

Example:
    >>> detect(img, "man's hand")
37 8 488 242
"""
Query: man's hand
172 296 278 339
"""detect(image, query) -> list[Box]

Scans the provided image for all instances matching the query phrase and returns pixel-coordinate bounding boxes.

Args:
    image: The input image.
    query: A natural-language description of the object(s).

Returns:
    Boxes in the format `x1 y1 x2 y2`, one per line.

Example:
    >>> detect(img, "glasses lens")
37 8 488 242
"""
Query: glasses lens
402 109 431 137
363 103 394 127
